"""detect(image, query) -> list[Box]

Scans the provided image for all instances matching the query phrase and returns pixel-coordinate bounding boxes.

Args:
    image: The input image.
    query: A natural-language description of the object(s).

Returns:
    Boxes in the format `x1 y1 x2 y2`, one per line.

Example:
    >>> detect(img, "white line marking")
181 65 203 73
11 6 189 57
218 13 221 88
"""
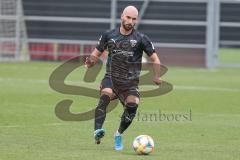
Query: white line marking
0 121 112 128
1 77 240 92
0 123 66 128
174 85 240 92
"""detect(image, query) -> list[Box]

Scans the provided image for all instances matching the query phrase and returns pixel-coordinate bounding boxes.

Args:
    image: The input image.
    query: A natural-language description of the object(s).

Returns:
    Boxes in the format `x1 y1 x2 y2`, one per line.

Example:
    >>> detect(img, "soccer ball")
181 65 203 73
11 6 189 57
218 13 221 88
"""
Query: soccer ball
132 135 154 155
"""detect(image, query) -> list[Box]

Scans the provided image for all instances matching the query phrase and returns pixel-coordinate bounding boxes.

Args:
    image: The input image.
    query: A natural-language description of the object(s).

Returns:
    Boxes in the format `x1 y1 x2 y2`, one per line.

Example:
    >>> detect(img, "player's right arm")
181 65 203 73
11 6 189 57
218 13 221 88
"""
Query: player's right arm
85 31 108 68
84 48 102 68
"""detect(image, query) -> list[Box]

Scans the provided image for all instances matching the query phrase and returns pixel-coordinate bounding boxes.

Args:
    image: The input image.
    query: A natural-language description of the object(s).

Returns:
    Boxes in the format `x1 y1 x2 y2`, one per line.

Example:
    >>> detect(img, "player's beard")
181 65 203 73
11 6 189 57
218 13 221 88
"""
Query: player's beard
122 20 135 31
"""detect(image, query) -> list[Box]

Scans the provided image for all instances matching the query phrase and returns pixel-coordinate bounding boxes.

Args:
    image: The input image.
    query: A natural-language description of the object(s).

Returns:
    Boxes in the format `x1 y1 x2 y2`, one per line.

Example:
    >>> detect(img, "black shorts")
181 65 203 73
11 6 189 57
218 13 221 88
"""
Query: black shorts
100 76 140 105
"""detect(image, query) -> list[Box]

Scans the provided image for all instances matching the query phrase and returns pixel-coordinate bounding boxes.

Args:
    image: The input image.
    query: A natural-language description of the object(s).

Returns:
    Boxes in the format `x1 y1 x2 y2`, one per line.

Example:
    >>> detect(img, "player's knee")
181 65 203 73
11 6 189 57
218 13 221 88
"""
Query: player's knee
125 95 140 104
101 88 113 98
122 103 138 122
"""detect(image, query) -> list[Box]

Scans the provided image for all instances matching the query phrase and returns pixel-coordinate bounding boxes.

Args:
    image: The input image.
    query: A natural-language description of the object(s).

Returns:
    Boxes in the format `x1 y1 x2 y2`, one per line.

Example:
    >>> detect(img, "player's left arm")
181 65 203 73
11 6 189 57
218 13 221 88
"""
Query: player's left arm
149 53 162 85
141 34 162 85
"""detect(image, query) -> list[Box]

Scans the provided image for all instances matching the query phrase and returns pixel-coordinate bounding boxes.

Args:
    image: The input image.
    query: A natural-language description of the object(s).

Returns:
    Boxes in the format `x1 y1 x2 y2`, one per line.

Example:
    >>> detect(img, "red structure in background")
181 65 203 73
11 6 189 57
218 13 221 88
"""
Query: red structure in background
0 42 16 57
58 44 80 61
28 43 204 67
29 43 99 61
29 43 54 60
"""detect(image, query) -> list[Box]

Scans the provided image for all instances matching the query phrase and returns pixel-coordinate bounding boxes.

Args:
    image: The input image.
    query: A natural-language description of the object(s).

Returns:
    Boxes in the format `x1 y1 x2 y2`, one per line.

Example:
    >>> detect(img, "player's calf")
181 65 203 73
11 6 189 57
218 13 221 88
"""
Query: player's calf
94 94 111 144
114 103 138 150
94 94 110 130
118 103 138 134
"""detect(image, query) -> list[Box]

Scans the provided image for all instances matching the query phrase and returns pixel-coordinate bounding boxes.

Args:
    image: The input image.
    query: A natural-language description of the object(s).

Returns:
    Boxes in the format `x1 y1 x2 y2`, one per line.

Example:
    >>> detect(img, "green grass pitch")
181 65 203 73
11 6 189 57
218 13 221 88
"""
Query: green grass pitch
0 59 240 160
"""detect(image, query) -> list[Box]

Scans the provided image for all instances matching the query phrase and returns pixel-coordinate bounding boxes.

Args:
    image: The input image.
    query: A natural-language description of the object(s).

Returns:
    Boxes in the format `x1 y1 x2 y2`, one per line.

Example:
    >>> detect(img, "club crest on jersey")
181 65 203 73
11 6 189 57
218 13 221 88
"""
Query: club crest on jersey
130 40 137 47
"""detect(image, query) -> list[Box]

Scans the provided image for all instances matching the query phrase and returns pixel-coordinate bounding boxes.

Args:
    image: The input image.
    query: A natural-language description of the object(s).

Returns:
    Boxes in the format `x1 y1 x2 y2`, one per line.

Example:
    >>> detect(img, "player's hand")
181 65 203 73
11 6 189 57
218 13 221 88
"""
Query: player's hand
84 56 95 68
153 77 162 85
84 57 92 68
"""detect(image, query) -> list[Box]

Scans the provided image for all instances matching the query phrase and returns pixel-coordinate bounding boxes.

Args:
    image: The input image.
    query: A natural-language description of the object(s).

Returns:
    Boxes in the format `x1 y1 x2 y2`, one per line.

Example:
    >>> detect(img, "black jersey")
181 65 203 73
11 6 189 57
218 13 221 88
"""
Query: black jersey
96 27 155 84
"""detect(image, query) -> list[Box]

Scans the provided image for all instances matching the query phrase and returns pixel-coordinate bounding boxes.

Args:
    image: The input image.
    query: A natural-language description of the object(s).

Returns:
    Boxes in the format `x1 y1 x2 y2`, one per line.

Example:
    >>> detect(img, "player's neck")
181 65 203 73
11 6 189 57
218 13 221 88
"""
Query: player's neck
120 26 133 35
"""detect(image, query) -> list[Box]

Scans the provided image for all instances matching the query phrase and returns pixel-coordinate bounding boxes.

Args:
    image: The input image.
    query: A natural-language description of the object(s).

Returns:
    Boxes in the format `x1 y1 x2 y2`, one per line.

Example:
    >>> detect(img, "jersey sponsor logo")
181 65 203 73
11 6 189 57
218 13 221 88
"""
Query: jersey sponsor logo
112 50 133 57
130 39 137 47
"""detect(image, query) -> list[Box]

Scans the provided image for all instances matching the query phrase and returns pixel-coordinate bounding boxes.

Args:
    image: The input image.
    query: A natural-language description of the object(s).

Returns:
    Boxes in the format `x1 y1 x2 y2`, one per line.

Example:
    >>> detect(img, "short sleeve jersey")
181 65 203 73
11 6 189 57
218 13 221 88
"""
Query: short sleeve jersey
96 27 155 83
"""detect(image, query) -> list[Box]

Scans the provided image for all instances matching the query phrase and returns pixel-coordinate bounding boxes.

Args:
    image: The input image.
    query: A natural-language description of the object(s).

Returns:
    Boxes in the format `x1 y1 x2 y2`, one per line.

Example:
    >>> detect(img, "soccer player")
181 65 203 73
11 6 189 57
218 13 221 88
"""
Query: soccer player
85 6 162 150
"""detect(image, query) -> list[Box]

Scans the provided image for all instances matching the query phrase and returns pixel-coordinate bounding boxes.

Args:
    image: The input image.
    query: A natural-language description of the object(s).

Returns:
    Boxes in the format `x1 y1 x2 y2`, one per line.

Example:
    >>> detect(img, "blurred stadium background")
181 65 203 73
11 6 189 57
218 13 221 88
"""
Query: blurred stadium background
0 0 240 67
0 0 240 160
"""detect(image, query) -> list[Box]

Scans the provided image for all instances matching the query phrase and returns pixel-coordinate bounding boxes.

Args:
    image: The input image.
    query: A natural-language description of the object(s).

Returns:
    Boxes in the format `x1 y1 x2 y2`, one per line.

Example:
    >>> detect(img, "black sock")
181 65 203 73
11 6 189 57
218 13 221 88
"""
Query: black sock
94 94 111 130
118 103 138 134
